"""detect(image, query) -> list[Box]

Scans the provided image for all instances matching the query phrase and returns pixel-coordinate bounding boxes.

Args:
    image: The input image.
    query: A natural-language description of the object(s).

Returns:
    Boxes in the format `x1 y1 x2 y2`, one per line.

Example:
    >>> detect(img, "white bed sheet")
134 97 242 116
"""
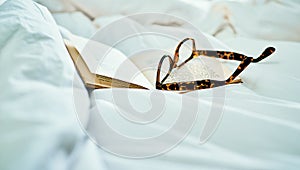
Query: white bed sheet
89 85 300 170
1 0 300 170
83 18 300 170
73 0 300 169
0 1 103 170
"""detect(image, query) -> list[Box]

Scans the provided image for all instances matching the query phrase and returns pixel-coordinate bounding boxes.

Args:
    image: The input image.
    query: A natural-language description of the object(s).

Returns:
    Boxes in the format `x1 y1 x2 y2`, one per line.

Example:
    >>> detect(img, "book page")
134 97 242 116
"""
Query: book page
68 35 240 90
69 35 154 89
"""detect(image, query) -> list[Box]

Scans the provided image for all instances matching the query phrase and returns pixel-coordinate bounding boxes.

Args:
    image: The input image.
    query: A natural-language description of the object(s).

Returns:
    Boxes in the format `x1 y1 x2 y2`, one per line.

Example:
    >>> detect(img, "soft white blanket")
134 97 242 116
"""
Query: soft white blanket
0 0 299 170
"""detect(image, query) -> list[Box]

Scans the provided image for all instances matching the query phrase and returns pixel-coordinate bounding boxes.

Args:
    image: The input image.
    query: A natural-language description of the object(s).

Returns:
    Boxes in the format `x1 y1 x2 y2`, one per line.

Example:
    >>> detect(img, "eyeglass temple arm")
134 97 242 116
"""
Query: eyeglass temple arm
178 47 275 68
225 58 252 84
252 47 276 63
173 47 276 87
225 47 276 83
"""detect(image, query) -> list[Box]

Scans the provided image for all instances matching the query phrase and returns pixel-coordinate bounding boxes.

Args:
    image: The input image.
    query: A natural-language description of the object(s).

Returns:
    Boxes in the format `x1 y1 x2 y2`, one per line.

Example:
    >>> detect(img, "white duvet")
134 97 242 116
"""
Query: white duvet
0 0 299 170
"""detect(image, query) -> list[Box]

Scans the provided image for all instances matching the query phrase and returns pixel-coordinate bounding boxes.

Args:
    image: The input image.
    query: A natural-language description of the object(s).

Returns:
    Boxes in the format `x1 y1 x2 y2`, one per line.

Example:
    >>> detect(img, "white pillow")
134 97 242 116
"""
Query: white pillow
69 0 210 21
69 0 300 42
0 0 91 170
205 0 300 41
53 12 97 38
33 0 76 12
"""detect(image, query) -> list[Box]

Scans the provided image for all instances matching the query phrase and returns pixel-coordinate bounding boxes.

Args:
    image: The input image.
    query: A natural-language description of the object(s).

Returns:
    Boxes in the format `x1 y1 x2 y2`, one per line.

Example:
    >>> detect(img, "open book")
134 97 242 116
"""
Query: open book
64 35 240 91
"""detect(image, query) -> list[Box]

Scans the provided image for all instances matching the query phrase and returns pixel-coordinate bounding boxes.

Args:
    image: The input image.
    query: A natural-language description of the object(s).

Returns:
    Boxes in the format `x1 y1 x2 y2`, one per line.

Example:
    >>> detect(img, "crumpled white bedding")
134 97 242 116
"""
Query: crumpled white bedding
0 0 300 170
89 86 300 170
42 0 300 41
0 0 102 170
83 12 300 170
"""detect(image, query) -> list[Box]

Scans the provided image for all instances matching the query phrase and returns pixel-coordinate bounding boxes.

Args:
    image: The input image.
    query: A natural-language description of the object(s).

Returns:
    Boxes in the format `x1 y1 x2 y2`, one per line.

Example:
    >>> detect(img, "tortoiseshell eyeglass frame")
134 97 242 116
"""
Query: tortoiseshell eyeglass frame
156 38 276 91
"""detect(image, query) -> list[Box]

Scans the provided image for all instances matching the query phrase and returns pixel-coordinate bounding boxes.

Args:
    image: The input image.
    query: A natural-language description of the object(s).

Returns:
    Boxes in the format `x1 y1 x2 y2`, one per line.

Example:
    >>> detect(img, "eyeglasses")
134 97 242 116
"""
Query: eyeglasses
156 38 276 91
